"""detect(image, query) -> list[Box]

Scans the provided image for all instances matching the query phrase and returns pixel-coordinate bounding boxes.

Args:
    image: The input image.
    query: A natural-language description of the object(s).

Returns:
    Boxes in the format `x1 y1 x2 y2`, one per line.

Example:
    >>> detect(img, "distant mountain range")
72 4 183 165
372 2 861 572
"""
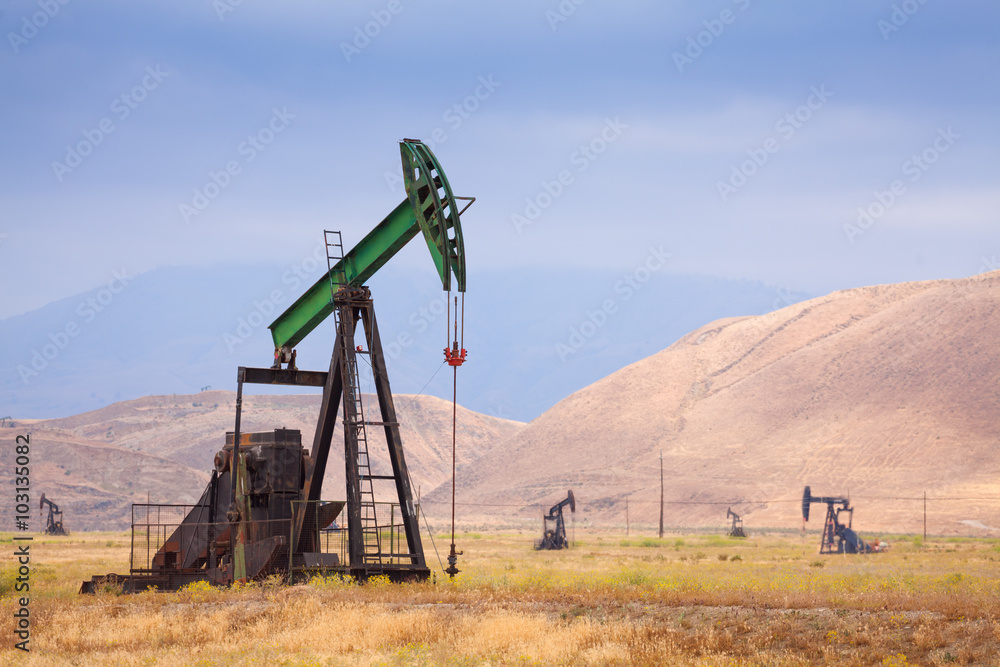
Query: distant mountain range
10 272 999 537
9 392 520 531
1 263 809 422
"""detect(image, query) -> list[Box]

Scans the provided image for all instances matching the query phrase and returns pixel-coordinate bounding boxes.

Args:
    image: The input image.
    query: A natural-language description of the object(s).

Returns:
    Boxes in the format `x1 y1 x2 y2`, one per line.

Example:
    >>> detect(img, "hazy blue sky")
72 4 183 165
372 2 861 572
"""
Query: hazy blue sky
2 0 998 320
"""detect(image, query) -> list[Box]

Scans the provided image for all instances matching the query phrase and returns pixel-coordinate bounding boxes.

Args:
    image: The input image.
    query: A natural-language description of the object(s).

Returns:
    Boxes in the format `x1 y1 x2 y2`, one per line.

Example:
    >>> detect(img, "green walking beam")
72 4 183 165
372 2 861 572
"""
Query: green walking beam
268 140 468 355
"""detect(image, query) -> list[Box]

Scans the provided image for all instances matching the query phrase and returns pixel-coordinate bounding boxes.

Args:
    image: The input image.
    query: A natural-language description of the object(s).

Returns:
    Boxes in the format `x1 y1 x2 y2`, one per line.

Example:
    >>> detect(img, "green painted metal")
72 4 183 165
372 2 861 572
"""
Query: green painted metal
268 140 467 352
400 141 467 293
268 199 418 350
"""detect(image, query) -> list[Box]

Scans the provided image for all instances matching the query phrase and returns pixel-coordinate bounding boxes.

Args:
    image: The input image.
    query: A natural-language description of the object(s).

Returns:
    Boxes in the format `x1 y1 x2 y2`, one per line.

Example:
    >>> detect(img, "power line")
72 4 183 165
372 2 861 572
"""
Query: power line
417 495 1000 509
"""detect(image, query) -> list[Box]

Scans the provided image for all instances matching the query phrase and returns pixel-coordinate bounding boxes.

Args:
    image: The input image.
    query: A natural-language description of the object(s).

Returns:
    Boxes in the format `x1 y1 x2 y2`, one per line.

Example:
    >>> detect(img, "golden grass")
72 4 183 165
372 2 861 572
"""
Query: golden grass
2 530 1000 665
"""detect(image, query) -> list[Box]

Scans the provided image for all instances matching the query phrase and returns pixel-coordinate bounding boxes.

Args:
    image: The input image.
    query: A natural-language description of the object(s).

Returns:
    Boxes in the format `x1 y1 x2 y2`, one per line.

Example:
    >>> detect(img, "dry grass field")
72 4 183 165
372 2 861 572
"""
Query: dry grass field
3 529 1000 666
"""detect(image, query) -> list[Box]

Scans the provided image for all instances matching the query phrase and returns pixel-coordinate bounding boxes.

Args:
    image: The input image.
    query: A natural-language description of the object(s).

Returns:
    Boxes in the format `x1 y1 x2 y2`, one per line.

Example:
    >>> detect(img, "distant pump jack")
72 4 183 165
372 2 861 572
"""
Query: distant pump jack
39 493 68 535
727 507 746 538
801 486 887 554
535 491 575 550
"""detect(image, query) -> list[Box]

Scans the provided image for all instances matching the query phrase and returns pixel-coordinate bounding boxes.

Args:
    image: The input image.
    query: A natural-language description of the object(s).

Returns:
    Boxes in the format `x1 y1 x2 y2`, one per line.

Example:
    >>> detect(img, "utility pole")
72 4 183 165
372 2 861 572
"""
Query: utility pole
658 451 664 538
625 496 630 537
923 491 926 542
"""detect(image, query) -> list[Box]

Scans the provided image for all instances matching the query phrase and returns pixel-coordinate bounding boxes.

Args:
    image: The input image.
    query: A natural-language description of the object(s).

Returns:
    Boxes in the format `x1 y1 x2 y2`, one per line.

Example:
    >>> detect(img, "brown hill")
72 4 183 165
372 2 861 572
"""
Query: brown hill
6 392 523 530
432 272 1000 537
